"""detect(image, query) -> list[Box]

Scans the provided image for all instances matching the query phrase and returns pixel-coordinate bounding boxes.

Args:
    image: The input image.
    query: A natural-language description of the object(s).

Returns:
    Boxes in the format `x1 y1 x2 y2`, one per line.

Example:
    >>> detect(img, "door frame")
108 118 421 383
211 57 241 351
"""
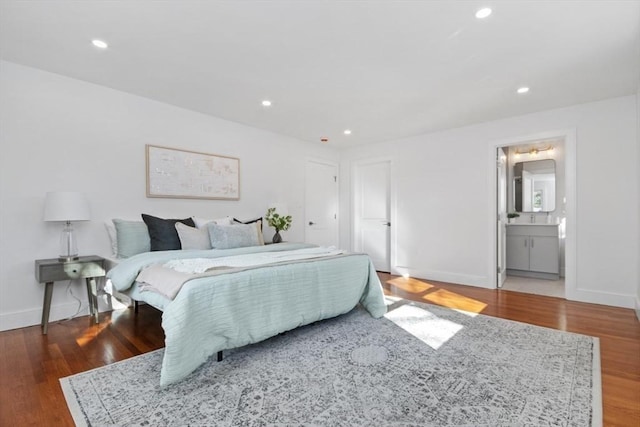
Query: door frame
496 146 508 287
351 157 395 272
305 157 339 247
487 129 576 299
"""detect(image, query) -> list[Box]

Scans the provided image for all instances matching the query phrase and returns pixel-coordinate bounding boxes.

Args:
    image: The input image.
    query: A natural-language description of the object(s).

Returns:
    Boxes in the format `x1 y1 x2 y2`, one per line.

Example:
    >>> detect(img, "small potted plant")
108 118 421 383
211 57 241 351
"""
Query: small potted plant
507 212 520 224
265 207 292 243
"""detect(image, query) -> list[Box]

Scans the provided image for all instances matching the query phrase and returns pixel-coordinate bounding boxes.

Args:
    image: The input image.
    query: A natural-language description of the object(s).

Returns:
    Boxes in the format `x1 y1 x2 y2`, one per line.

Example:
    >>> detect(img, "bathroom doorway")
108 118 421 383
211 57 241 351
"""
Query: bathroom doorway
495 137 567 298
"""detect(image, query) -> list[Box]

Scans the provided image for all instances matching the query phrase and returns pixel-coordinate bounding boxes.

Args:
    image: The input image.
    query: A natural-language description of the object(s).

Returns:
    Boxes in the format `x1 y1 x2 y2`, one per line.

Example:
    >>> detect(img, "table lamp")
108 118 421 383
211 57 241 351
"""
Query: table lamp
43 191 91 261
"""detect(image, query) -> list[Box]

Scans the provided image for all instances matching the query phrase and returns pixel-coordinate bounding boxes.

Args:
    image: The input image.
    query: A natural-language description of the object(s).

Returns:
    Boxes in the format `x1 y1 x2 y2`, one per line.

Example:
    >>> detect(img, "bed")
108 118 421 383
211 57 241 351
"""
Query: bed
106 242 387 386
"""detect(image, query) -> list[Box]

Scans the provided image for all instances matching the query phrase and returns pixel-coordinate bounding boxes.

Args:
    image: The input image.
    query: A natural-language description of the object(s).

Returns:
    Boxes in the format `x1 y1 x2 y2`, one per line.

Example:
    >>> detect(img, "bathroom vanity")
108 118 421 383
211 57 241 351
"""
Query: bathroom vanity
506 223 560 280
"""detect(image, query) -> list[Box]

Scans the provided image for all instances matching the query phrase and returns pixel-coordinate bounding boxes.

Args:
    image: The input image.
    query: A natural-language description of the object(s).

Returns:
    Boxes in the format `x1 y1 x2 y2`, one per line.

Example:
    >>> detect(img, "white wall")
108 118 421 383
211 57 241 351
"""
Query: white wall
340 95 639 309
0 61 339 331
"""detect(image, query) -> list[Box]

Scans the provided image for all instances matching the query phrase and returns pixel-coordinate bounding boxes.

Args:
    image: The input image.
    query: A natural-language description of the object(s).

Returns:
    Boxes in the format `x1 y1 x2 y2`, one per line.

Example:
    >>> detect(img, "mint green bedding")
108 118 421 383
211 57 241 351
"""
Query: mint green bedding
106 243 386 386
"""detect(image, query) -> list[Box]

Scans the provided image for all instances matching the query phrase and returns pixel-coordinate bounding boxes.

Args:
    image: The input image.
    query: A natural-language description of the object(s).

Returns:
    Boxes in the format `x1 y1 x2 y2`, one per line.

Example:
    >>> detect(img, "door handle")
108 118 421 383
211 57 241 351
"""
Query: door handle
308 221 315 226
382 222 391 226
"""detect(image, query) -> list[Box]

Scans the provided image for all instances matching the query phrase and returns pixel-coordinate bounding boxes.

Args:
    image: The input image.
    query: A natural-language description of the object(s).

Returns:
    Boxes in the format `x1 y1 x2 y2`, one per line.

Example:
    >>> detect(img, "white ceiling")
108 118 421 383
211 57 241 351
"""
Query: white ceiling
1 1 639 148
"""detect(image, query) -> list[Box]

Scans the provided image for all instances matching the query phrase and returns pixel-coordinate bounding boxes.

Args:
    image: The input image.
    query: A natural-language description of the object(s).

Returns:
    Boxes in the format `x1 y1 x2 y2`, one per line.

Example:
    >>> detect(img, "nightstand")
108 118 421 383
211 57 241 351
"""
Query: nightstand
35 255 106 334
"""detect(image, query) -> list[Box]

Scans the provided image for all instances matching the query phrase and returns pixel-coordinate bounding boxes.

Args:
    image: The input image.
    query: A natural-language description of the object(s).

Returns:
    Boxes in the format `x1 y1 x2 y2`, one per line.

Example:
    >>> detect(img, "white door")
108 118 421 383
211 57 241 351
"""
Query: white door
305 160 338 247
354 161 391 272
497 148 507 287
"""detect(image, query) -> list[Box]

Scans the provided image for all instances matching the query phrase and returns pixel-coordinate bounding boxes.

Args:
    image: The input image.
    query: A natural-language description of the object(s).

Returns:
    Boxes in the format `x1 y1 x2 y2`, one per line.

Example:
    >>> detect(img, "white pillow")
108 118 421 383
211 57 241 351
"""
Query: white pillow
192 216 233 229
175 222 212 250
104 220 118 256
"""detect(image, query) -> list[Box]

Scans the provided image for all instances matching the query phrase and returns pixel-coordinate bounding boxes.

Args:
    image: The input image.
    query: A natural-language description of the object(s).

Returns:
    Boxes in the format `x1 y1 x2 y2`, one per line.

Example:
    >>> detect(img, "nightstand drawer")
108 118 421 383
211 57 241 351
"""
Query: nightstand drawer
38 263 104 282
35 256 106 283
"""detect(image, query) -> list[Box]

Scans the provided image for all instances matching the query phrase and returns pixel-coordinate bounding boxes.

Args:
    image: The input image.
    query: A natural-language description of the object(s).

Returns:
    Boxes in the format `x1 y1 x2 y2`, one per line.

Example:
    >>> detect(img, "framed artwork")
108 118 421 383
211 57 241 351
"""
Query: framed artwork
146 145 240 200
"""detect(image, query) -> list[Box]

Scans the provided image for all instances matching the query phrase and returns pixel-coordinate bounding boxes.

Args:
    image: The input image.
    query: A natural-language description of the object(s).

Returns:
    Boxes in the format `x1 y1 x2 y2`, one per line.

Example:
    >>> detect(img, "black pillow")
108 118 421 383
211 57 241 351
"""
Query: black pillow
233 217 263 231
141 214 195 251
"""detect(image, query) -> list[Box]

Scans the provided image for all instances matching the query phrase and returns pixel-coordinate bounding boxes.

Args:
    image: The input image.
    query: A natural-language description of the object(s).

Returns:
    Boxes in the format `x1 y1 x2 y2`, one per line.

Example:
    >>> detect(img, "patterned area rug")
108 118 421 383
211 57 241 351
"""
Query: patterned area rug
61 299 601 426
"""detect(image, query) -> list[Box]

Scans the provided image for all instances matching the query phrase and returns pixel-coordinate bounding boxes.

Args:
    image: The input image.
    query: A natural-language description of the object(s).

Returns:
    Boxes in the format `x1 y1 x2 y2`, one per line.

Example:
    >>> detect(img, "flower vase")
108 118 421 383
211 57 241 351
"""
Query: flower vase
272 230 282 244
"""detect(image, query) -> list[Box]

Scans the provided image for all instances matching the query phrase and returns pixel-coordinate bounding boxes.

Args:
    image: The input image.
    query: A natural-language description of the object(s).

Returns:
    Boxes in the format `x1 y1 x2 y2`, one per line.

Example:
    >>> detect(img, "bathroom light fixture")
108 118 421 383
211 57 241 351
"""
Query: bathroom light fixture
92 39 108 49
261 100 272 107
517 87 530 94
515 145 554 156
475 8 492 19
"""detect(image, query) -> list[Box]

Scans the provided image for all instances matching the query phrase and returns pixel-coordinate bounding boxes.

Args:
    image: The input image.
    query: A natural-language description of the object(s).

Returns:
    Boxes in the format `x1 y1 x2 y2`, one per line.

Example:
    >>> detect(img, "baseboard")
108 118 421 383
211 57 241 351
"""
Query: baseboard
390 266 490 289
506 269 560 281
636 297 640 322
0 294 115 332
565 287 636 310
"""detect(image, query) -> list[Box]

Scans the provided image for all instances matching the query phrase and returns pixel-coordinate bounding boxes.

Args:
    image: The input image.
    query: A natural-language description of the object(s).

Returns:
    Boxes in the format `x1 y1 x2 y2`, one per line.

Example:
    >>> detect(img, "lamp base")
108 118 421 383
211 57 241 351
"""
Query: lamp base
59 221 79 263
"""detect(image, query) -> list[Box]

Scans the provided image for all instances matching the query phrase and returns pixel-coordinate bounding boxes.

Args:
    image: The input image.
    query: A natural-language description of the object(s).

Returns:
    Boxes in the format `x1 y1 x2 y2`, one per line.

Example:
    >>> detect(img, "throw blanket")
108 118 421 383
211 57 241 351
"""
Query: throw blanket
137 247 346 300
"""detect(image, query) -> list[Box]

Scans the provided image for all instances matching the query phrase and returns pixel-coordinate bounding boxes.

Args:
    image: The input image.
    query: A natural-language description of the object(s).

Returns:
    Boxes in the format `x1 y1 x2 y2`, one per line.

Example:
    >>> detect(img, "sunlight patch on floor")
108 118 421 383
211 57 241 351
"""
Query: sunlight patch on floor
386 277 434 294
76 321 110 347
385 304 463 350
422 289 487 317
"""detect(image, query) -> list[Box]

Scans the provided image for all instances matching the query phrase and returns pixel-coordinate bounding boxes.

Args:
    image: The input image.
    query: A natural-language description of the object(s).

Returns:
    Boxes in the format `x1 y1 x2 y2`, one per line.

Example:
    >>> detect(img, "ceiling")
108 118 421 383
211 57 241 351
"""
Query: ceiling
1 1 639 148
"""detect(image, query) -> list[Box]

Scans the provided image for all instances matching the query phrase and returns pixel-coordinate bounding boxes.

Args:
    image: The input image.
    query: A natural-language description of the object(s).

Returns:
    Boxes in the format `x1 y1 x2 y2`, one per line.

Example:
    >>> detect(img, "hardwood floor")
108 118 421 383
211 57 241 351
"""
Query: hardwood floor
1 274 638 426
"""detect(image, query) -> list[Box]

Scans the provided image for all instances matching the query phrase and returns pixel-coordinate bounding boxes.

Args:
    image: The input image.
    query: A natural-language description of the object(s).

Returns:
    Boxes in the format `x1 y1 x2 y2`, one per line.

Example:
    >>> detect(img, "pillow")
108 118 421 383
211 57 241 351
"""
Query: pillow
233 217 263 231
208 222 263 249
141 214 195 251
112 219 150 258
192 216 233 229
175 222 212 250
104 220 118 256
253 220 265 246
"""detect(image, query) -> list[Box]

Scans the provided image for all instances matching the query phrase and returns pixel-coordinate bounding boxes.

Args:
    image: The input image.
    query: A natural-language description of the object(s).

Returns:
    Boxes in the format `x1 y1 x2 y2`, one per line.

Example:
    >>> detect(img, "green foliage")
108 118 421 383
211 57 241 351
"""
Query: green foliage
507 212 520 219
265 207 292 231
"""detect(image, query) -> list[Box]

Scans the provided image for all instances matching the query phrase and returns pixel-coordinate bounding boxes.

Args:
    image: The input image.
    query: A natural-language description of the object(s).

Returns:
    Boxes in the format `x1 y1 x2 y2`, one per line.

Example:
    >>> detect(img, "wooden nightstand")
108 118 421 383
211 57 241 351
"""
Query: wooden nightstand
35 255 106 334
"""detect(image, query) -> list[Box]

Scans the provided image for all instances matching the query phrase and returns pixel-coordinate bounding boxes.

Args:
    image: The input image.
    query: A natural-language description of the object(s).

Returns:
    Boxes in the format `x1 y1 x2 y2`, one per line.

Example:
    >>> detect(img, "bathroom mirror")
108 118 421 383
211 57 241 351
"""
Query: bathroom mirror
513 159 556 212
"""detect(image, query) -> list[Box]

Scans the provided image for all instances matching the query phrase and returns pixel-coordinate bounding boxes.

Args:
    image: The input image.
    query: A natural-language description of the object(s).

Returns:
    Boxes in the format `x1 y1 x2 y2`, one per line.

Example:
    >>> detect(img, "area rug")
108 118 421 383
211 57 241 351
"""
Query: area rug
61 299 601 426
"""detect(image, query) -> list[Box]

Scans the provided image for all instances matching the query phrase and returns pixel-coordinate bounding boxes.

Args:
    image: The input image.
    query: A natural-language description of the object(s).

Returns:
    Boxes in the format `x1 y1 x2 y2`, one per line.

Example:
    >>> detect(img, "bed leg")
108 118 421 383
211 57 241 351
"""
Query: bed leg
133 300 139 314
217 351 223 362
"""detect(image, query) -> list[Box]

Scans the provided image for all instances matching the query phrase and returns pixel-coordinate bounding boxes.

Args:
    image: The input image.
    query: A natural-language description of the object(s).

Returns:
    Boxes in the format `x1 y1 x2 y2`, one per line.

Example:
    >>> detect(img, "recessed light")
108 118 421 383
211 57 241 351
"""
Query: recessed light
517 87 530 94
475 8 492 19
343 129 352 135
92 39 108 49
261 100 272 107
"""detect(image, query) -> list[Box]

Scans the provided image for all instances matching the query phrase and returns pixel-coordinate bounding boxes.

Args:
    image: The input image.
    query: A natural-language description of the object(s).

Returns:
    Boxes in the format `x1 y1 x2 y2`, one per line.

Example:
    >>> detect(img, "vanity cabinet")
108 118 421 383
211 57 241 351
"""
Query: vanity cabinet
506 224 559 279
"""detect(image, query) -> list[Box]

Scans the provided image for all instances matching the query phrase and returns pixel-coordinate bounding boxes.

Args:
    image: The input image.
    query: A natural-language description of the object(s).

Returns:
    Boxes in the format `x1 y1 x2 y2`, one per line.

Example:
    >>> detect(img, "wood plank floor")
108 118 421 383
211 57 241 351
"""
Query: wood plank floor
1 273 638 426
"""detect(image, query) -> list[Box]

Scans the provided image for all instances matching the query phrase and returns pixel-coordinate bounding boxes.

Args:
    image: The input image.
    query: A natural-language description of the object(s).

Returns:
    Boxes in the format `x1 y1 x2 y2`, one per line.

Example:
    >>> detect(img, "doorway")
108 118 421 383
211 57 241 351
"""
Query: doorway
353 160 391 272
494 136 569 298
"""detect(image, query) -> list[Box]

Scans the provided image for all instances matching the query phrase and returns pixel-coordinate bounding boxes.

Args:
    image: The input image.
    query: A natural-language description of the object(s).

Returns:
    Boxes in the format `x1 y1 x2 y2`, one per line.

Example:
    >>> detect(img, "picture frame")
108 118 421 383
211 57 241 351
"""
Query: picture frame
146 144 240 200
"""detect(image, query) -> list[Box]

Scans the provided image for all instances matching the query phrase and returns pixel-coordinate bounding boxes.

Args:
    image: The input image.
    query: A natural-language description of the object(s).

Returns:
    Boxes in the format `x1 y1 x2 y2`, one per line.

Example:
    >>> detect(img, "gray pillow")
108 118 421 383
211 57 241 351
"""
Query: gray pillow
112 219 150 258
207 223 261 249
175 222 212 250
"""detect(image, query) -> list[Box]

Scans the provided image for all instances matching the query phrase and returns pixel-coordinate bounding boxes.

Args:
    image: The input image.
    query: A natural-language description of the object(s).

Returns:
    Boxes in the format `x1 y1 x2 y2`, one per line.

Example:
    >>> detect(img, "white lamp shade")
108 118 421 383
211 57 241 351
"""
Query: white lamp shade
43 191 91 222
